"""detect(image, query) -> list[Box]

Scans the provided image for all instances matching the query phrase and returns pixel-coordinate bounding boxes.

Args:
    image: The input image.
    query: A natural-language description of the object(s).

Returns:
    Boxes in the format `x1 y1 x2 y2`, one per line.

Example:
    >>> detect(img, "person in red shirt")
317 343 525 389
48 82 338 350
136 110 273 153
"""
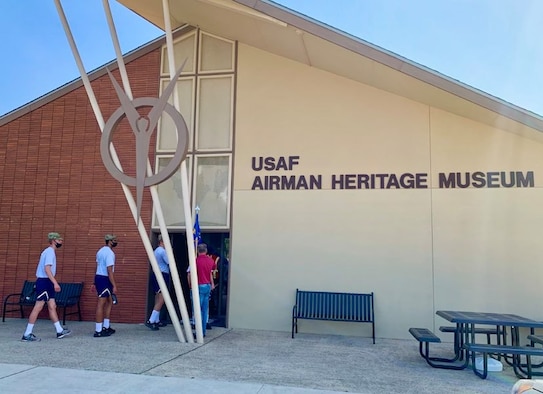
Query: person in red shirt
188 243 215 336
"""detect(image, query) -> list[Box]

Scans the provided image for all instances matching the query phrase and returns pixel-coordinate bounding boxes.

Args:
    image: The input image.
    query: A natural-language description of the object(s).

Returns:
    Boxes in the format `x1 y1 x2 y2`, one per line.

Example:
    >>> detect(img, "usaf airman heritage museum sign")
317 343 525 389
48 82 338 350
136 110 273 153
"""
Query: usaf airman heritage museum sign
250 156 535 190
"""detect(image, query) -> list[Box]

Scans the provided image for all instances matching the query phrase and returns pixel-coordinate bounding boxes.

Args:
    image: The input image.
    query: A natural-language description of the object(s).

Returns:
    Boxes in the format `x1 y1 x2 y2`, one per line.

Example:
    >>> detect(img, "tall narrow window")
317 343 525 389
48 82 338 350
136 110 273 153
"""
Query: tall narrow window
153 156 192 227
158 78 195 152
196 76 233 150
193 155 231 227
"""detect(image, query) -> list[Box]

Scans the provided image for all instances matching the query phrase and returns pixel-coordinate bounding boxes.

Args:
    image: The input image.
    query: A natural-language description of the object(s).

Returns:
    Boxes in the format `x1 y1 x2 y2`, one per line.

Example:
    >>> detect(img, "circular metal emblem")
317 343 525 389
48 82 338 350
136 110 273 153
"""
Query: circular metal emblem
100 97 188 187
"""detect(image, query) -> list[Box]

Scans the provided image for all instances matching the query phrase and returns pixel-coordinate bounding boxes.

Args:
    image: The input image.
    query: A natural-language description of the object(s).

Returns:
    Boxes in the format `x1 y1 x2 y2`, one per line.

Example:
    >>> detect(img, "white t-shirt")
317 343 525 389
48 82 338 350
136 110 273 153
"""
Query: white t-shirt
96 246 115 275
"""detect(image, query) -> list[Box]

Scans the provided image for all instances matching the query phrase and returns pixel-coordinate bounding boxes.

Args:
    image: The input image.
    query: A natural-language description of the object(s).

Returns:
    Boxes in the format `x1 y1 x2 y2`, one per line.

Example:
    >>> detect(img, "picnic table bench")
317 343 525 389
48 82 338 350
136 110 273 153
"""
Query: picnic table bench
2 280 84 325
292 289 375 343
464 343 543 379
528 335 543 346
409 327 466 370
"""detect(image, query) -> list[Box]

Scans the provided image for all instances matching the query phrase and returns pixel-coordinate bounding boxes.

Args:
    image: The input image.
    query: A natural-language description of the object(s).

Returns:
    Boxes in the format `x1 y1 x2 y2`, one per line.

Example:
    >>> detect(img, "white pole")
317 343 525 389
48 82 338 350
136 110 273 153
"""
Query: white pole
162 0 204 343
101 0 193 343
53 0 185 343
161 0 204 344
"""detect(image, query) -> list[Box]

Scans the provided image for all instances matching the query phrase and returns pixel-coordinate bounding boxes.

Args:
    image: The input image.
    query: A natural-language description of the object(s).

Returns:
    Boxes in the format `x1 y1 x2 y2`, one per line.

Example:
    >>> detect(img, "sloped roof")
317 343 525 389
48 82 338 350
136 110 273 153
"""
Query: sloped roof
117 0 543 139
3 0 543 141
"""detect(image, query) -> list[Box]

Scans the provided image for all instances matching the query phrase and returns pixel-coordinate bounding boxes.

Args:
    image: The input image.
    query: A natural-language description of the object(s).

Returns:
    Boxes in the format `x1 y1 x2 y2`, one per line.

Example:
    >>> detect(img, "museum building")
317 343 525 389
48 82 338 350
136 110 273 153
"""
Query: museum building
1 0 543 340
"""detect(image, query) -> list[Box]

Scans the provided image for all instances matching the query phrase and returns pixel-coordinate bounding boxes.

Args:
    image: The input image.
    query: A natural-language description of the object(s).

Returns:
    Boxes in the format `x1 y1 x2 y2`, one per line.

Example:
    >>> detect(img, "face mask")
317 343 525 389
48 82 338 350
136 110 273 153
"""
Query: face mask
111 241 118 248
55 242 62 249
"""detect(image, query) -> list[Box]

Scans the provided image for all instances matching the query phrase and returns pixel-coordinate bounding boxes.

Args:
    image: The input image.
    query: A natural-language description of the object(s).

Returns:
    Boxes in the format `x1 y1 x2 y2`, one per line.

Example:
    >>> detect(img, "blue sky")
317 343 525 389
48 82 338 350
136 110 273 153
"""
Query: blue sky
1 0 542 117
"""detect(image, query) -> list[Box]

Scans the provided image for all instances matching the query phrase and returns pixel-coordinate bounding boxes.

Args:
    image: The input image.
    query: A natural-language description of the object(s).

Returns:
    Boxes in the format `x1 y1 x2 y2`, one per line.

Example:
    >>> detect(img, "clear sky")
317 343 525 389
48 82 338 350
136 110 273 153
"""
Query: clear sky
1 0 542 117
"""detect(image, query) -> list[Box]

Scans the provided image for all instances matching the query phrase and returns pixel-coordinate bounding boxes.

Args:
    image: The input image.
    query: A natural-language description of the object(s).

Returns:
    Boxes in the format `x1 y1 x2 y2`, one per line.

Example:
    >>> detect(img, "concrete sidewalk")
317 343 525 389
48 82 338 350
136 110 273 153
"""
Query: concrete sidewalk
0 319 520 393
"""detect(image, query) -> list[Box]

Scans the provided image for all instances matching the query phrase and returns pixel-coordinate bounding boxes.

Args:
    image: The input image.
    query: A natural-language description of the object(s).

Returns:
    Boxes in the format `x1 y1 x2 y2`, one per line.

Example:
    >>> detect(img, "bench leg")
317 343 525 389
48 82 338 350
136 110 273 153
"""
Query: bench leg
291 317 296 339
419 341 462 364
418 342 468 370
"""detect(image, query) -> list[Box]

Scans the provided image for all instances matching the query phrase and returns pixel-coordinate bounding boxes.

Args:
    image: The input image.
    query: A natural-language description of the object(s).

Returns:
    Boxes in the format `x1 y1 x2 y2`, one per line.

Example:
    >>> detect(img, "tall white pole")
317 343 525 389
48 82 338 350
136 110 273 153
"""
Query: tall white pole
53 0 186 343
161 0 204 344
101 0 193 343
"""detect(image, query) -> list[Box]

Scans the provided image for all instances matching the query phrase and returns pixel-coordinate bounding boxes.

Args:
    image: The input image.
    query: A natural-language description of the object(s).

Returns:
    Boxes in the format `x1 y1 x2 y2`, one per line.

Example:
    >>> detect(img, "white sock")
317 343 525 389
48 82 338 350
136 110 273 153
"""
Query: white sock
96 323 103 332
24 323 34 336
54 321 63 333
150 310 160 323
103 319 110 329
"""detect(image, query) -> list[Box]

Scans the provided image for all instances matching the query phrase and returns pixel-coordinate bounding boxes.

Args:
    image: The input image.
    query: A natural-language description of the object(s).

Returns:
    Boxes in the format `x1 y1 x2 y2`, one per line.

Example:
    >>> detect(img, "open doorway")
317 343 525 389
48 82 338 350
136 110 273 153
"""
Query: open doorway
147 232 229 328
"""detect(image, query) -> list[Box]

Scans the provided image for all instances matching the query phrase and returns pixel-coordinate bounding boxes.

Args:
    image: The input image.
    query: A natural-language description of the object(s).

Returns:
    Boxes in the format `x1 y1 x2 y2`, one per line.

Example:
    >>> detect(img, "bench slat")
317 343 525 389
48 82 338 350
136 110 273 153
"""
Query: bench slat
466 343 543 356
409 328 441 343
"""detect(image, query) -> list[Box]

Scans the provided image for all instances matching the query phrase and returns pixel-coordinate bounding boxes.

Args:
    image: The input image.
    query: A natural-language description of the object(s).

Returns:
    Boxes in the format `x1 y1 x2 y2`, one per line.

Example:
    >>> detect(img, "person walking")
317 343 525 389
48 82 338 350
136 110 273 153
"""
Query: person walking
145 234 170 330
188 243 215 337
21 232 71 342
93 234 118 338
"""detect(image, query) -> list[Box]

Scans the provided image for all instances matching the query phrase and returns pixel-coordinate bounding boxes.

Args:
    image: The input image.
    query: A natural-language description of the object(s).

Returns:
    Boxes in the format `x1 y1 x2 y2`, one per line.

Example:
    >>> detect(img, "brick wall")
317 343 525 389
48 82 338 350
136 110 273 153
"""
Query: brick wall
0 48 162 325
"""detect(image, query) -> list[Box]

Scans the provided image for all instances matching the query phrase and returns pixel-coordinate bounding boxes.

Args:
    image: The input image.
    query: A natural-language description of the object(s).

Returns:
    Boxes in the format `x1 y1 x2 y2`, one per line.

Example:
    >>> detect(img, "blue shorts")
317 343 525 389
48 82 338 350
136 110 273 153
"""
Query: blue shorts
152 272 170 294
94 275 112 298
35 278 54 301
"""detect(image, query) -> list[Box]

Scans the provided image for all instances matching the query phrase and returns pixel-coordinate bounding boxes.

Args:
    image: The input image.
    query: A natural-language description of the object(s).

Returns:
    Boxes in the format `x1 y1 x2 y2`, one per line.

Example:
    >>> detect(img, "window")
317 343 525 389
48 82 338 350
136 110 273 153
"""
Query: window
193 155 231 227
154 29 235 230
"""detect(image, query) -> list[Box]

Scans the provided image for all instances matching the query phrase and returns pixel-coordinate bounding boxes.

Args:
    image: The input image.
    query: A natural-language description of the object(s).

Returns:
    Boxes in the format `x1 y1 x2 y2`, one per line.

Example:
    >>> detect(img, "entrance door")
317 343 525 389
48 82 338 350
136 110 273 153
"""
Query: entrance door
147 232 229 328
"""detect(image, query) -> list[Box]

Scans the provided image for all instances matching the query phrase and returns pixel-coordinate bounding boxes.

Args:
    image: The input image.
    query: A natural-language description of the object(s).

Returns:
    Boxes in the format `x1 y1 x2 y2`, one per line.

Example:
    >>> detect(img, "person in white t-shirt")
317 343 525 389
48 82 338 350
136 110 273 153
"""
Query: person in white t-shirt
93 234 118 338
21 232 71 342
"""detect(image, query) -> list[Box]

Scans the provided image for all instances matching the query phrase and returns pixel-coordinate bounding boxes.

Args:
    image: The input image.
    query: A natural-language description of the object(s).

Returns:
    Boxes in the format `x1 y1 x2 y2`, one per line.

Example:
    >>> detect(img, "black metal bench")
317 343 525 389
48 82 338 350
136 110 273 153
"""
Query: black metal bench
292 289 375 343
409 327 467 370
2 280 84 325
464 343 543 379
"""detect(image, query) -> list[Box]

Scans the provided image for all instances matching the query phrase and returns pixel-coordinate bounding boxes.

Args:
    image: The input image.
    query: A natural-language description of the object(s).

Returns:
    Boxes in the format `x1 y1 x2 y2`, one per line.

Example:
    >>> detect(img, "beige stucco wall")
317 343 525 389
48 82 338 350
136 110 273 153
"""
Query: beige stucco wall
229 43 543 340
431 110 543 328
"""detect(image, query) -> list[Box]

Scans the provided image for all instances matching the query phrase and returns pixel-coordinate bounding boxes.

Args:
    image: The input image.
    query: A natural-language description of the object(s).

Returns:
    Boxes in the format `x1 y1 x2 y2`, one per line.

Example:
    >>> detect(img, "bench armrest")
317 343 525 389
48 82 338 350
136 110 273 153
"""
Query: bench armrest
3 293 24 304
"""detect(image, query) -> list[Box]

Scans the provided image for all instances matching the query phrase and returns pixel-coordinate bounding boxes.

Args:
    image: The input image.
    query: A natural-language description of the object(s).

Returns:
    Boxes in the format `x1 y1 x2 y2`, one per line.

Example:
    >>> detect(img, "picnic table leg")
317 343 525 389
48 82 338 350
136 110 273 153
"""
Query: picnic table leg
471 350 488 379
455 323 465 361
513 354 534 379
502 326 521 367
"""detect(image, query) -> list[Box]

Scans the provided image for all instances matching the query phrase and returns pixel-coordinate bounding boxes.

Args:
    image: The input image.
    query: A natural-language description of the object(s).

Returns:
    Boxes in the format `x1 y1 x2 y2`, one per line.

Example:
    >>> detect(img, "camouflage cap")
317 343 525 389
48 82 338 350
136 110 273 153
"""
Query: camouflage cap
105 234 117 241
48 232 63 241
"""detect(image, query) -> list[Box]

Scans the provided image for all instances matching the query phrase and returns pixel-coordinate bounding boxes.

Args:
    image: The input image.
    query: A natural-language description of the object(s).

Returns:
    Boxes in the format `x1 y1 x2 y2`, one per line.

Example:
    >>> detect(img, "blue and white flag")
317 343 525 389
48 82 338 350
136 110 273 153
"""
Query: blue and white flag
193 209 202 247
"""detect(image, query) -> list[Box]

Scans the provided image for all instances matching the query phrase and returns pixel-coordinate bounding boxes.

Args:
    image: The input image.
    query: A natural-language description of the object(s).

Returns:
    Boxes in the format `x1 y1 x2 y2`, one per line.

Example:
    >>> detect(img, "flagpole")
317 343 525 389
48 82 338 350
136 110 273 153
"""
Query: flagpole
194 206 201 251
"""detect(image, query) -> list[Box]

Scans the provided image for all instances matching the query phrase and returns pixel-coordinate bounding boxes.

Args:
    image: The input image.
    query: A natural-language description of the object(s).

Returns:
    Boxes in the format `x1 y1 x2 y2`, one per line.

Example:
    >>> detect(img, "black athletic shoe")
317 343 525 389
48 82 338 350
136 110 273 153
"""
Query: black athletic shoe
157 321 168 327
145 321 159 331
104 327 116 335
206 323 212 330
93 328 111 338
56 329 71 339
21 333 41 342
